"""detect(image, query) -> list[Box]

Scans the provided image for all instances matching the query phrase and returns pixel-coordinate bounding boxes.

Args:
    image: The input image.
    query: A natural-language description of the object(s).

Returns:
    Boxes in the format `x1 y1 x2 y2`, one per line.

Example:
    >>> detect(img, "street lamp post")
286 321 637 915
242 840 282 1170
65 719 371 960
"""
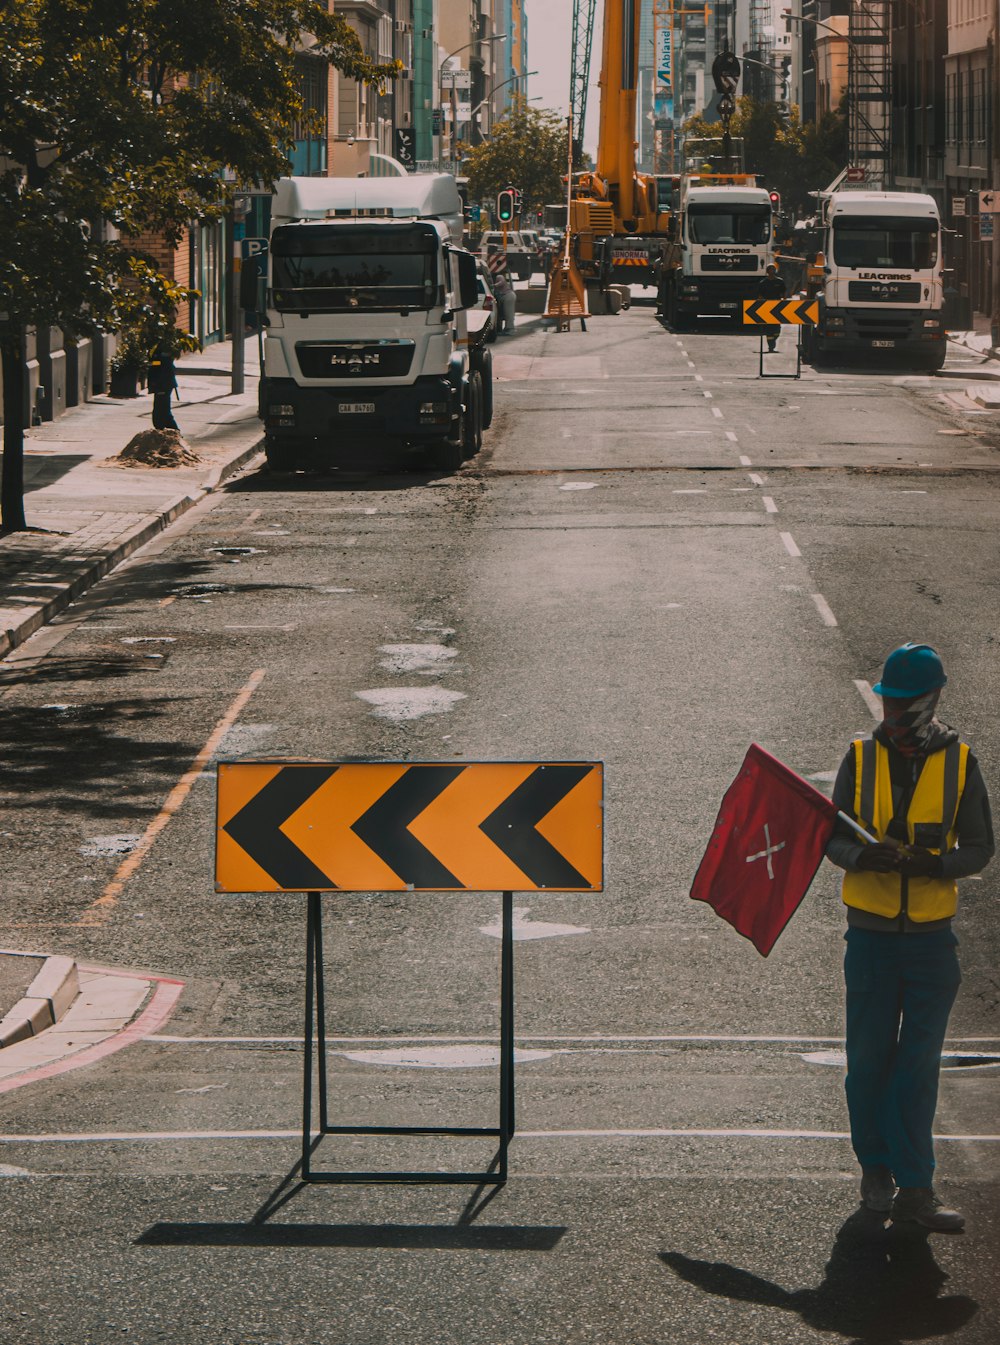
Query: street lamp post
438 34 508 172
469 70 540 137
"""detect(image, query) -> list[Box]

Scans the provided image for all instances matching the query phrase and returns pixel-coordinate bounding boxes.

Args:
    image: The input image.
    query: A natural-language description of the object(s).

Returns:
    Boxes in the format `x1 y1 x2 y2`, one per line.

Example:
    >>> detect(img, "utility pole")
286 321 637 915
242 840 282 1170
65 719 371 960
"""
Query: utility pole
992 14 1000 349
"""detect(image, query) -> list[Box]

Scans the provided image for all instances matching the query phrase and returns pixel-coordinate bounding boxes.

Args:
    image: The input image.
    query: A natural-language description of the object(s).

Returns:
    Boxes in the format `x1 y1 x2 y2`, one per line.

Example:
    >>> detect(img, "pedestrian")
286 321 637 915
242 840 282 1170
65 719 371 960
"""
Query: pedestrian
148 347 180 431
757 262 786 352
826 643 994 1231
487 246 516 335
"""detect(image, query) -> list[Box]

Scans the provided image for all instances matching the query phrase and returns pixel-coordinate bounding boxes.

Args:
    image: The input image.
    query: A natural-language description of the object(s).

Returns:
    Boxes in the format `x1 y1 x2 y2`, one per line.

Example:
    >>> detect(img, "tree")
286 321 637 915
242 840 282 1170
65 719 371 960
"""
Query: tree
464 100 568 214
0 0 398 533
683 96 847 216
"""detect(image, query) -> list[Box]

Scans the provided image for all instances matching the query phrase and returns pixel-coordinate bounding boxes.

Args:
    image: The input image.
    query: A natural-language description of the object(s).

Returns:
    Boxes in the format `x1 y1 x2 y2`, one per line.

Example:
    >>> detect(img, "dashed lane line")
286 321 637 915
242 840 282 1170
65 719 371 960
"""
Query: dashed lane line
811 594 839 627
780 532 801 557
854 678 882 720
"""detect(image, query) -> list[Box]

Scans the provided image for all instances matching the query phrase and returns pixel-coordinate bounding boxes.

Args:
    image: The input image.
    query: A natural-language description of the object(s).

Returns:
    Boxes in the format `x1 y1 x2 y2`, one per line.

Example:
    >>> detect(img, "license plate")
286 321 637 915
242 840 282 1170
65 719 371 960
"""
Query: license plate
338 402 375 414
871 339 895 348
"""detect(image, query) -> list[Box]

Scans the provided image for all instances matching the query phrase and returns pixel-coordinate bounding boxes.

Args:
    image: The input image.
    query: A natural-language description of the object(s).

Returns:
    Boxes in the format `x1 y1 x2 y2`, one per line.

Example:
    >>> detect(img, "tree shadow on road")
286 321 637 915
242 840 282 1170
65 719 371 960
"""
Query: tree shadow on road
660 1208 977 1343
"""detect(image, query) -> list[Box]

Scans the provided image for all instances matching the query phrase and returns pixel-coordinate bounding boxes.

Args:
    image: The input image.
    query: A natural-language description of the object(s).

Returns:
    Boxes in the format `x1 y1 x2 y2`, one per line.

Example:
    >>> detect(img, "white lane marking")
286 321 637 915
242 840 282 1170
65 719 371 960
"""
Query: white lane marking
726 431 739 443
3 1128 998 1144
224 624 296 631
898 489 927 494
378 643 457 675
762 496 778 513
559 481 599 491
780 532 801 557
356 687 466 720
711 407 723 418
703 391 713 399
694 374 703 381
143 1032 1000 1046
854 679 882 720
480 907 590 941
748 473 764 486
121 637 176 645
340 1045 555 1068
673 489 708 495
739 454 752 466
811 594 838 627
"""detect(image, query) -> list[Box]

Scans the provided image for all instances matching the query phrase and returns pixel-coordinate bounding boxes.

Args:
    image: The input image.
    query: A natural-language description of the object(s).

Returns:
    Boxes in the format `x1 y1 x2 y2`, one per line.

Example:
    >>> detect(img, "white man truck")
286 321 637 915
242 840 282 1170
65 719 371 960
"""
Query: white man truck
657 175 776 328
805 190 946 371
259 174 492 472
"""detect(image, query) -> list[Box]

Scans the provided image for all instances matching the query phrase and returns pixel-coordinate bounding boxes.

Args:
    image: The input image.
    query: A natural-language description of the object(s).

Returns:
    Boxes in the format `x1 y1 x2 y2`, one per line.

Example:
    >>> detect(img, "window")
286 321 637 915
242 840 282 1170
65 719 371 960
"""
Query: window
832 219 938 269
271 224 439 313
687 205 772 245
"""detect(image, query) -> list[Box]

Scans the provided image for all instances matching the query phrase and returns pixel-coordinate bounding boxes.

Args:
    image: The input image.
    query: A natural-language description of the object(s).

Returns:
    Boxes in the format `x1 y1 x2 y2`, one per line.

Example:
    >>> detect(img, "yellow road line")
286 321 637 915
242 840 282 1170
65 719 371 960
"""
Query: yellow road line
76 668 266 925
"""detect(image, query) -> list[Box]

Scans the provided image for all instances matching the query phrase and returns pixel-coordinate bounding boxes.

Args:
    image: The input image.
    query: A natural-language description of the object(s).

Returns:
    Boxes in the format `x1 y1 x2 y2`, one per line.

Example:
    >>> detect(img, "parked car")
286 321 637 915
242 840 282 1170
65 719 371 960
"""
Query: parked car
477 230 534 281
474 258 499 343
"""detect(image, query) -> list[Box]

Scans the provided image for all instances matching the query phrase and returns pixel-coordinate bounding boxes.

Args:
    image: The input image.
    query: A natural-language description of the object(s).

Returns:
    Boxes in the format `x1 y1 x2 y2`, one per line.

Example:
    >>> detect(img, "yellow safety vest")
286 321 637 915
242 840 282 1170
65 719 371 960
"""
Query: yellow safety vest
842 738 969 921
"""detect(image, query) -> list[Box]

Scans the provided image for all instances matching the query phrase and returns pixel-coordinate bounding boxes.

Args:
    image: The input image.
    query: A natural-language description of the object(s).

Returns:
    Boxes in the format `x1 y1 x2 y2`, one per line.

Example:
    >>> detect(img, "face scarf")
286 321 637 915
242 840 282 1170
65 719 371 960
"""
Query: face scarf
882 690 942 756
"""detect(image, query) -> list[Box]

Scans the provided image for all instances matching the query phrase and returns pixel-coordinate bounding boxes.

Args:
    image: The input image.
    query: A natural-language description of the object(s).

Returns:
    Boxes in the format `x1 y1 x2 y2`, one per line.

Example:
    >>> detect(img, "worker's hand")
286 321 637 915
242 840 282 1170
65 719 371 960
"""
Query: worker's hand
855 843 901 873
896 847 943 879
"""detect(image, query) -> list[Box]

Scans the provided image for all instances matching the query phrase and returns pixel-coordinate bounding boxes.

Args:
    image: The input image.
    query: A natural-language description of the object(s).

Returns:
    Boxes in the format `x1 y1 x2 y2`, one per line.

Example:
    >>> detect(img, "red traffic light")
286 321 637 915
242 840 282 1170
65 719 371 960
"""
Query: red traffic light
769 191 781 208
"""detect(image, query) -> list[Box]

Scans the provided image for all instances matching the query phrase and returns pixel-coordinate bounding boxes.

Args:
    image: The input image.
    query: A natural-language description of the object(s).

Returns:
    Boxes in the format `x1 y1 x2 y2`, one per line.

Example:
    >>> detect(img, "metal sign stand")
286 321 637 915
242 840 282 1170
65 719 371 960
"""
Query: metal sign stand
757 327 802 379
301 890 516 1186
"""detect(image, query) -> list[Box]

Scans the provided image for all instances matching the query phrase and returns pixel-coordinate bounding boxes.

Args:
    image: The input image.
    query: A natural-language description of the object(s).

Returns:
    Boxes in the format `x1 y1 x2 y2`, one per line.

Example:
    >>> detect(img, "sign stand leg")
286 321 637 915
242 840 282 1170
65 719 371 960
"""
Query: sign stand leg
299 889 516 1186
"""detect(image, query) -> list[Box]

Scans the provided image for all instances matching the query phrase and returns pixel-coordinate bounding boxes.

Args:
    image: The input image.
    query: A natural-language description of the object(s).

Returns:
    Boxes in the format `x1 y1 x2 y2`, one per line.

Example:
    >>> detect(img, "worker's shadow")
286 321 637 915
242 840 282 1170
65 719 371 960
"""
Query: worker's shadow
660 1208 977 1342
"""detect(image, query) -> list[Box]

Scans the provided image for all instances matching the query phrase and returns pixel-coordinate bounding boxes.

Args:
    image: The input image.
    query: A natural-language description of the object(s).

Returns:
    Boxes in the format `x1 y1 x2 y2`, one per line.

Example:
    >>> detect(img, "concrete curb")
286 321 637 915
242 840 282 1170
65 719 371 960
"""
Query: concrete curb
0 954 79 1049
0 437 262 662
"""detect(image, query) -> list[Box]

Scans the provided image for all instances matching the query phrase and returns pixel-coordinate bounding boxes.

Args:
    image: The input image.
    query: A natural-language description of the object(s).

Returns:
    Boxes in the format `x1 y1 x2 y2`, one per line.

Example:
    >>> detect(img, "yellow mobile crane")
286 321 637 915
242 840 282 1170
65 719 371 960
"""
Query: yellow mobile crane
567 0 671 295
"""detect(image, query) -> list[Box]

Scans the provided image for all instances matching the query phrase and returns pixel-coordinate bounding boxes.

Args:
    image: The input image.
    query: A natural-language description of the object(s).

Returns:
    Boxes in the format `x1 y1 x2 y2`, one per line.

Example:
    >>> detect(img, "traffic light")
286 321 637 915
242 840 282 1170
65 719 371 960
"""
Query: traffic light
769 191 781 211
497 189 515 223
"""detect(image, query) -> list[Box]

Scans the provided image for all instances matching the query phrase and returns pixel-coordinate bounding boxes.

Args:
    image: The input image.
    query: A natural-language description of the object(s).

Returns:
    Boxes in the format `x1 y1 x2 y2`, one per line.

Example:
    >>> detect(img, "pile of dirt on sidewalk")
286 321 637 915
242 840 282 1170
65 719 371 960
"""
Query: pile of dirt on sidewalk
109 429 201 468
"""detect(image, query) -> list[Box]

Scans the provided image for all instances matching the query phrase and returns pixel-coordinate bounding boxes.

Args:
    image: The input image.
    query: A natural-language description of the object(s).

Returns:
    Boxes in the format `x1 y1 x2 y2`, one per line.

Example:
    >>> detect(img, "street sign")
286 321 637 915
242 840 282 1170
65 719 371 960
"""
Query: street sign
953 196 967 217
216 761 604 893
846 167 866 183
978 189 999 214
743 297 819 326
981 215 995 240
441 68 471 91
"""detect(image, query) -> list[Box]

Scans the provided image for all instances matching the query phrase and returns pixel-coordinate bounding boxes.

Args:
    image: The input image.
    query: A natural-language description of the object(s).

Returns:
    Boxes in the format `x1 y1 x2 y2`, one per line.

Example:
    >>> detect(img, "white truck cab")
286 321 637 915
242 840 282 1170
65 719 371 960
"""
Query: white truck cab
809 190 945 370
260 174 492 471
661 177 775 328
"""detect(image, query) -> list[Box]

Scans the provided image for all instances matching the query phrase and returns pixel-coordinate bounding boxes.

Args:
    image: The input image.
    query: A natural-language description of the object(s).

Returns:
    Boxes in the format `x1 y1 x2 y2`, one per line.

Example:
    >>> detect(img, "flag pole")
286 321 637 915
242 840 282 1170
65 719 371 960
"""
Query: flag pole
836 810 881 846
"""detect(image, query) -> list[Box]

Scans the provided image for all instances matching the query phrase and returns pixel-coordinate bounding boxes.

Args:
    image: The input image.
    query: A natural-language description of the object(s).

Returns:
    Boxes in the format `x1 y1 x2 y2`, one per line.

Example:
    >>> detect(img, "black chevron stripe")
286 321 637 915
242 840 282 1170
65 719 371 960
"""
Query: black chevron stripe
479 765 592 889
351 765 465 888
223 765 338 889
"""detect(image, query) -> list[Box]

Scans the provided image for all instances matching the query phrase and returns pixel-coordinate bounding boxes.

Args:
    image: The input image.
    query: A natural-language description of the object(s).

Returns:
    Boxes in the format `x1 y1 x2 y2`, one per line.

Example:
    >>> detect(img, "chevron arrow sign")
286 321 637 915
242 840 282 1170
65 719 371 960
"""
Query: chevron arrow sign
216 761 604 892
743 297 819 325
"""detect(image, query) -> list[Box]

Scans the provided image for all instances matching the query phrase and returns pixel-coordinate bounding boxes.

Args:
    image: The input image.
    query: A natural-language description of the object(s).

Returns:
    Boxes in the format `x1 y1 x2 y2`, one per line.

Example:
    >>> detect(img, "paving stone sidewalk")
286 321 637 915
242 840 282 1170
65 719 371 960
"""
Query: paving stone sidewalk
0 336 264 659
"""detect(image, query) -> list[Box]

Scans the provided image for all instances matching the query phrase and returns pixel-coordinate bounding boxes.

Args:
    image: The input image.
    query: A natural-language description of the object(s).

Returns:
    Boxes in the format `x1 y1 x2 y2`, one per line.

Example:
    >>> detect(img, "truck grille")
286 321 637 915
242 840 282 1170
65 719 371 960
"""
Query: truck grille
701 256 759 272
848 281 922 304
295 341 415 379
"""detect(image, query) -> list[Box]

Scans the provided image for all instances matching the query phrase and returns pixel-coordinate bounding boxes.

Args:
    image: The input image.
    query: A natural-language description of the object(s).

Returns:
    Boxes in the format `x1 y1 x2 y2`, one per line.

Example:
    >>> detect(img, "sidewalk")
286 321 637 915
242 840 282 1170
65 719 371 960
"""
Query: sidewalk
0 335 264 660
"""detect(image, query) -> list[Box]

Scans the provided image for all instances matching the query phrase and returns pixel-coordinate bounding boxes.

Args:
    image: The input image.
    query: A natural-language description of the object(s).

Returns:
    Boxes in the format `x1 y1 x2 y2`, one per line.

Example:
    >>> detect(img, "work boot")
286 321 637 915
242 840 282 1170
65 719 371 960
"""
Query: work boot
891 1187 965 1232
860 1165 896 1213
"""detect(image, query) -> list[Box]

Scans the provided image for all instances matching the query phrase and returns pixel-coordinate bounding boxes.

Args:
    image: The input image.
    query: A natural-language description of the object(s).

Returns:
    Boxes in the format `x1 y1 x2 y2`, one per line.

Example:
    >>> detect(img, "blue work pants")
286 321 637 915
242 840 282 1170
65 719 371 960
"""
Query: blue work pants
843 926 960 1188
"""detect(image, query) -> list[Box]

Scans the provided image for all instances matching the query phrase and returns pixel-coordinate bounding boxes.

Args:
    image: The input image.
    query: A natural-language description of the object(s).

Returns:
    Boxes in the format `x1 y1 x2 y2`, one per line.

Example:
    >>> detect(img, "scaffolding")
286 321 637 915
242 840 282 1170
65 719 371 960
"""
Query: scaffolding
848 0 891 186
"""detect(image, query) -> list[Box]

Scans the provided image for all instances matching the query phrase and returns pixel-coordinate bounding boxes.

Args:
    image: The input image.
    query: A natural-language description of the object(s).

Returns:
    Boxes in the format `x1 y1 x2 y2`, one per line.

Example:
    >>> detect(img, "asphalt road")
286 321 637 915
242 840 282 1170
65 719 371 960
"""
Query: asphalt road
2 304 999 1345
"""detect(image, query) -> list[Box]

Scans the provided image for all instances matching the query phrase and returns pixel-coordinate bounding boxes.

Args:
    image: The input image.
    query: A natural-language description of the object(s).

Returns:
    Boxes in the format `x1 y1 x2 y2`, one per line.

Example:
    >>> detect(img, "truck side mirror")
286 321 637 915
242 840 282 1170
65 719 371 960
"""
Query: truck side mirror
240 268 265 314
454 250 479 311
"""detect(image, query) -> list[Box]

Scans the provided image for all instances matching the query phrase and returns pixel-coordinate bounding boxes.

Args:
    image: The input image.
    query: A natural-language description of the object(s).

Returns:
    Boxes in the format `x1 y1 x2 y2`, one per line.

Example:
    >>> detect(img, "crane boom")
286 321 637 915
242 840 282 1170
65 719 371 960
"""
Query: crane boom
569 0 598 169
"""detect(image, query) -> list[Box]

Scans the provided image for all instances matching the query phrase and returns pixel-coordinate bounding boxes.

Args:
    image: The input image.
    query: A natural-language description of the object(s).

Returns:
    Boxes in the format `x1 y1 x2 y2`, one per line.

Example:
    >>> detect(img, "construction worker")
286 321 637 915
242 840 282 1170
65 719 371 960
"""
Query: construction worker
486 246 516 335
147 346 180 430
826 643 994 1231
757 263 786 353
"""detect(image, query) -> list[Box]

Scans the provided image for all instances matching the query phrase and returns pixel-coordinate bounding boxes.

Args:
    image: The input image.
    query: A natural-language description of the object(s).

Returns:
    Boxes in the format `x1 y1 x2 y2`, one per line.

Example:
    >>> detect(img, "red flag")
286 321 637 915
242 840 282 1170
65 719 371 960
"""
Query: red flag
690 744 838 956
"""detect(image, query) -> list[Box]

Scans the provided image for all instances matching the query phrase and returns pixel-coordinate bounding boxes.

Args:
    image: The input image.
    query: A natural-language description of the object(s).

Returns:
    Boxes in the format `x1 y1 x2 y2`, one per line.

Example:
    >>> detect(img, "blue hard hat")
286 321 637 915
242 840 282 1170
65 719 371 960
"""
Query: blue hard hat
872 643 947 698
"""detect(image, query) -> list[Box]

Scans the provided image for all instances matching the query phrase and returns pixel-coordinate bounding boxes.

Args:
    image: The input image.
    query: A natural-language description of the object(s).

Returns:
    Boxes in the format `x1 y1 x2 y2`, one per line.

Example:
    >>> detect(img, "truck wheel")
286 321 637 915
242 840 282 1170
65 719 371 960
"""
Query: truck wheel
463 372 483 458
473 347 494 429
264 439 296 474
432 412 465 471
921 347 947 372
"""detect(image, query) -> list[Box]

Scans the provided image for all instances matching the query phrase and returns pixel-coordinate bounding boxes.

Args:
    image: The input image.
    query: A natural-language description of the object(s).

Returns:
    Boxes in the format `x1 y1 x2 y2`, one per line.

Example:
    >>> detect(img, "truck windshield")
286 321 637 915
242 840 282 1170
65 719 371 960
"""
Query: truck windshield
271 223 439 312
687 205 771 244
832 218 938 269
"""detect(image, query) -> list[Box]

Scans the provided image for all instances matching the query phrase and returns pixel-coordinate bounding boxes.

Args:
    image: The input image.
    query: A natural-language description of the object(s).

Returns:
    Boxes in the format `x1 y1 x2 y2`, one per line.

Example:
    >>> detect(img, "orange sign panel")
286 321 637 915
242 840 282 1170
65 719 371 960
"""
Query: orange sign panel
216 761 604 893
